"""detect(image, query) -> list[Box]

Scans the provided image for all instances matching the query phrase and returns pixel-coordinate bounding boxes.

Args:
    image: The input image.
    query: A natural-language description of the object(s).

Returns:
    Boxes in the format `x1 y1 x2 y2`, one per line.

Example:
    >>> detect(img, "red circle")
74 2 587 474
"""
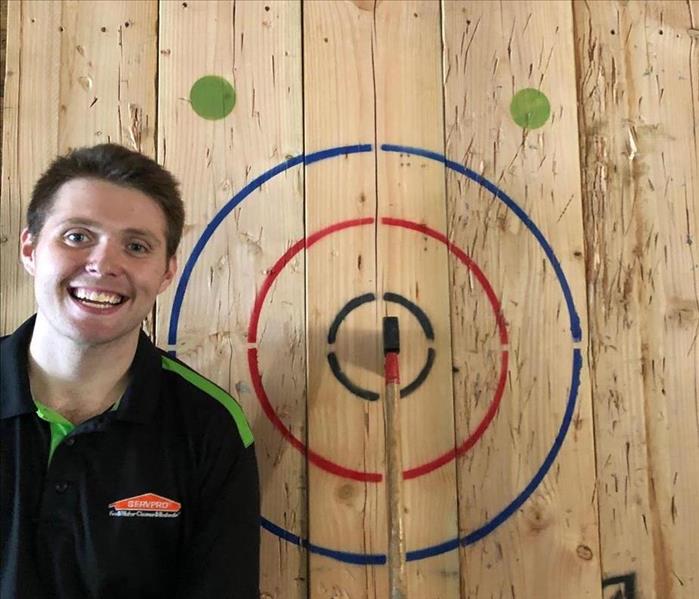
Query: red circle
247 217 509 483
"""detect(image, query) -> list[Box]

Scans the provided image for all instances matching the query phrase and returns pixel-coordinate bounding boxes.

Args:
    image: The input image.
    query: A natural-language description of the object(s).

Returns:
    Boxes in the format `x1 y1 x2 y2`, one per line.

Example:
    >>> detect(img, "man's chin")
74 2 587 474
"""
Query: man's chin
63 321 141 348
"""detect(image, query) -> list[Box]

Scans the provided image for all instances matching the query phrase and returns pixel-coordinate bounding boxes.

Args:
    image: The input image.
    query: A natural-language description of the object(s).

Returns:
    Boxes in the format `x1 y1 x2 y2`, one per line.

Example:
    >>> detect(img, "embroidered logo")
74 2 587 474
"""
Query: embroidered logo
109 493 181 519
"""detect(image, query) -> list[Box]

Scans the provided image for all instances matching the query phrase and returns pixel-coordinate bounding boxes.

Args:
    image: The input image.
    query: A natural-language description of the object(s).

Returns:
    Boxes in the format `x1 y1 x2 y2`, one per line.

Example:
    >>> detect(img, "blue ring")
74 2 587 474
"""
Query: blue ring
168 143 582 564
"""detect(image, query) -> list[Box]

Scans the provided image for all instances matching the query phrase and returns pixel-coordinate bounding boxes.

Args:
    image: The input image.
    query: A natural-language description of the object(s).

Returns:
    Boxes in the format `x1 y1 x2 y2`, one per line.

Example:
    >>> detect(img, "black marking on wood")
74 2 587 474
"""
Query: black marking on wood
327 293 376 344
327 351 379 401
602 573 636 599
399 348 435 397
326 292 436 401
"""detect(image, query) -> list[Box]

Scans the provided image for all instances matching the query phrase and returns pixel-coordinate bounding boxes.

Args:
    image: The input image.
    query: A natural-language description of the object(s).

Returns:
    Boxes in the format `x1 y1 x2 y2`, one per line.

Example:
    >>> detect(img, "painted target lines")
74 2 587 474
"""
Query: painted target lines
327 292 436 402
247 216 507 483
168 144 582 563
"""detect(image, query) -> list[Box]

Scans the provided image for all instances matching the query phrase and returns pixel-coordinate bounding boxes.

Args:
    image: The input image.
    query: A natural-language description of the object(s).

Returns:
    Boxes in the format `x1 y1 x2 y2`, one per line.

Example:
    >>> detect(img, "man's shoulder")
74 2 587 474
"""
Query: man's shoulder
1 317 36 356
0 319 35 410
154 350 254 449
0 319 33 349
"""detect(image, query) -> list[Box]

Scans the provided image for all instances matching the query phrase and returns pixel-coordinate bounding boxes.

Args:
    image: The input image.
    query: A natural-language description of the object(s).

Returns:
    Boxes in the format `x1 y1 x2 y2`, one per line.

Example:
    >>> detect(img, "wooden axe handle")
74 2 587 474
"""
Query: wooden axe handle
384 317 407 598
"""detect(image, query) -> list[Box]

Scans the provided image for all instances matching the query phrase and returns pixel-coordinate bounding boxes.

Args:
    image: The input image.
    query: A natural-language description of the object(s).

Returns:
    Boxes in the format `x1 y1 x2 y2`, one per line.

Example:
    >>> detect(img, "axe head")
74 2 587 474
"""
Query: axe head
383 316 400 355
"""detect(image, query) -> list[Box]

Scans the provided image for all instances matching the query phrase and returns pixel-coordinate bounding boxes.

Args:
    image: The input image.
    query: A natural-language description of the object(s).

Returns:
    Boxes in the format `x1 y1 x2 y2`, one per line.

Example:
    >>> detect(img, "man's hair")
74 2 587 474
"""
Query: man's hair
28 143 184 257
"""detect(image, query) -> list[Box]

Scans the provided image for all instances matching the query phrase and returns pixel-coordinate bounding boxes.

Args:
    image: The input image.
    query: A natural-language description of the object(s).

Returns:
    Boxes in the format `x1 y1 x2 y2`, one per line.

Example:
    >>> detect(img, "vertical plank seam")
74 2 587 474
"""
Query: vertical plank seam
0 0 15 331
569 0 605 595
300 1 310 596
0 0 7 180
438 0 464 596
686 0 699 358
370 3 380 594
14 0 24 306
151 0 162 344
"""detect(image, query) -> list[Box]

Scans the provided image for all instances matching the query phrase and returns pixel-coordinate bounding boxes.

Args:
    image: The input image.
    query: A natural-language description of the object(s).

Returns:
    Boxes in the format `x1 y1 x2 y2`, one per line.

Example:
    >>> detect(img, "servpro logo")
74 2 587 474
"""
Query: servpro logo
109 493 181 519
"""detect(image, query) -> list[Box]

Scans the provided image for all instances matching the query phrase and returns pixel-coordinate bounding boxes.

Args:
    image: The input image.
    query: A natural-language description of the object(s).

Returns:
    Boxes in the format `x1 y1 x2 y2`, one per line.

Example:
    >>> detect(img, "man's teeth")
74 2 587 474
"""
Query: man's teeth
72 289 124 305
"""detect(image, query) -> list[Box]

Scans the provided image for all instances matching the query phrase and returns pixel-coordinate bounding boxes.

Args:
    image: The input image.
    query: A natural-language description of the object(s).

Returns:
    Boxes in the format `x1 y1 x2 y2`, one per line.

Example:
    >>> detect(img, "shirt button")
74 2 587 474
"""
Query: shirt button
55 481 69 493
64 438 75 447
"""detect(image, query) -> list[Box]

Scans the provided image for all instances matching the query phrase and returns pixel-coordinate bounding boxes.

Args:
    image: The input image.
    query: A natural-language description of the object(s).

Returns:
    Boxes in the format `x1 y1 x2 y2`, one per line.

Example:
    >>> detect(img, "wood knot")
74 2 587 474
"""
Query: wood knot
576 544 593 560
336 483 356 504
351 0 375 11
524 500 554 532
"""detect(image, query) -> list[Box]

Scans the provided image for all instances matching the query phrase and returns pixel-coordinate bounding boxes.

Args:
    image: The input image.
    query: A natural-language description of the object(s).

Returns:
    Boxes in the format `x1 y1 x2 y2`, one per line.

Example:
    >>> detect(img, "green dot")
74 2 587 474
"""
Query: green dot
189 75 236 120
510 88 551 129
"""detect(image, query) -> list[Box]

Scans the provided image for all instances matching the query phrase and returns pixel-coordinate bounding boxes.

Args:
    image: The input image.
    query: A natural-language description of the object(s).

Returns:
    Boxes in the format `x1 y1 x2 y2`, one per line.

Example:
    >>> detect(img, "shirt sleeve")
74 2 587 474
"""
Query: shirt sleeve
174 439 260 599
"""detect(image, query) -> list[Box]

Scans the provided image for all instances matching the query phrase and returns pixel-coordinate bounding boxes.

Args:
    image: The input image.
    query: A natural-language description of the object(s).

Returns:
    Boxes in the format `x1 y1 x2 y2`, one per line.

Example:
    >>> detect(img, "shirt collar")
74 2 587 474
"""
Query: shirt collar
0 315 162 423
115 330 162 424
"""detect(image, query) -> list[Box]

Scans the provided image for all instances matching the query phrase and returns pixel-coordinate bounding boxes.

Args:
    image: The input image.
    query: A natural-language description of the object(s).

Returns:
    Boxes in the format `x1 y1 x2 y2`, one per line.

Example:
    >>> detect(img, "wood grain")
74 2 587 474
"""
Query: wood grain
1 0 8 171
1 2 698 598
375 1 460 596
304 1 385 596
155 2 306 597
443 1 601 597
0 0 157 333
575 1 699 597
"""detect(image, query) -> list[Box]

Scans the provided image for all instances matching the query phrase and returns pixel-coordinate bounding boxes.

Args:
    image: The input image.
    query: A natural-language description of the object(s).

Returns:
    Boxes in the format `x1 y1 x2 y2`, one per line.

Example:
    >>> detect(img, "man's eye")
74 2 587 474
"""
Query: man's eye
64 232 88 244
127 242 149 254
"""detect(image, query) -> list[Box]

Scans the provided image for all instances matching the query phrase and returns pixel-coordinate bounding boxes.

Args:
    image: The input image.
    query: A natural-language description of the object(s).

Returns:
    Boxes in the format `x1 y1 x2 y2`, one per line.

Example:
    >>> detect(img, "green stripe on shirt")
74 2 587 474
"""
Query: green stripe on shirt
35 400 121 464
35 401 75 463
161 356 254 448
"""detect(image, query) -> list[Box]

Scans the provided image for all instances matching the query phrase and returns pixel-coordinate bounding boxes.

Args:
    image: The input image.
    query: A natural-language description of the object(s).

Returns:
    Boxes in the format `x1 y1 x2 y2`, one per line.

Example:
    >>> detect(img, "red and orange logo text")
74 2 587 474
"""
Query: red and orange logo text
109 493 181 518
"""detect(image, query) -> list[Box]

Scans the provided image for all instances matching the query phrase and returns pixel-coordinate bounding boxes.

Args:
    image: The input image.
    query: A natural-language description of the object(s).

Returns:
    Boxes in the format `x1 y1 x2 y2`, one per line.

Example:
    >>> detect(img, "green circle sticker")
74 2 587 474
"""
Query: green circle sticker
190 75 236 120
510 88 551 129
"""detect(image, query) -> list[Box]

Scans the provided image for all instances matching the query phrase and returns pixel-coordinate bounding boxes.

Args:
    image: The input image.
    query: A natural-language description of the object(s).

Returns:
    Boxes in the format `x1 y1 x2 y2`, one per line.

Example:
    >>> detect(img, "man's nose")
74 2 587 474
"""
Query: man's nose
85 242 124 277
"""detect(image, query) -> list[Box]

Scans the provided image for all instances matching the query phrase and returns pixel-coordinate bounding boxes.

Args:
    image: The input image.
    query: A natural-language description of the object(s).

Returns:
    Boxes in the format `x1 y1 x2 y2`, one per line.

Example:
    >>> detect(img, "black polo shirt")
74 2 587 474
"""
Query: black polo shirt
0 317 259 598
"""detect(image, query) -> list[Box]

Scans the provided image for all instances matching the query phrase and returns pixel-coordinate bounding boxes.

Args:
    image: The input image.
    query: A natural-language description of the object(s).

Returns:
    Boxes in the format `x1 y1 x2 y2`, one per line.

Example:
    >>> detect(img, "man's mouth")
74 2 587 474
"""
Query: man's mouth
69 287 127 309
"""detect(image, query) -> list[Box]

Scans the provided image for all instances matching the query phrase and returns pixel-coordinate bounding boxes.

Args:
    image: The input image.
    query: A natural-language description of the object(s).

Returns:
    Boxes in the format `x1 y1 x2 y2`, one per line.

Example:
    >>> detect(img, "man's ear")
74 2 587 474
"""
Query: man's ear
158 255 178 294
20 228 37 276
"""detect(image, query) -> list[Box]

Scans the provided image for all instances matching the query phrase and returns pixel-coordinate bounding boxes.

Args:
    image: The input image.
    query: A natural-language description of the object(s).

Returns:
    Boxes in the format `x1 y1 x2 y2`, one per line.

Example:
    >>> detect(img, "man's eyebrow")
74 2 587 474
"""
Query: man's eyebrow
60 217 101 228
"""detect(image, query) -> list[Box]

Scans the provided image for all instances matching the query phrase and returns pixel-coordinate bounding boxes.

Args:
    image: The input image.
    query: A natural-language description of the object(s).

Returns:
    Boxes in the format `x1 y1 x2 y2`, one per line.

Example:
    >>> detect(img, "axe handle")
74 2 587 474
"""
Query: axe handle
385 351 407 598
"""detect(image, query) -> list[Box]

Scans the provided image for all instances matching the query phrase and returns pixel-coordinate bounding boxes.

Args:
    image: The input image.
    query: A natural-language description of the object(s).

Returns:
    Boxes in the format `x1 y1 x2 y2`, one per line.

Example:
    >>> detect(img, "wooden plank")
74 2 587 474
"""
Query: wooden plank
1 0 8 170
574 1 699 597
443 1 601 597
56 1 157 153
303 1 385 596
0 0 157 334
1 0 60 334
374 1 460 596
155 2 305 597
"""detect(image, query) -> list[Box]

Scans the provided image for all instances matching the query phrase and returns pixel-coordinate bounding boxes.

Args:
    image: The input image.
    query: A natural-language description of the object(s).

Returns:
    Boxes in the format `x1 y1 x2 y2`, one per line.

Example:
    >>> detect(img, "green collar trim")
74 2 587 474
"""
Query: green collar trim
35 401 75 463
34 400 120 463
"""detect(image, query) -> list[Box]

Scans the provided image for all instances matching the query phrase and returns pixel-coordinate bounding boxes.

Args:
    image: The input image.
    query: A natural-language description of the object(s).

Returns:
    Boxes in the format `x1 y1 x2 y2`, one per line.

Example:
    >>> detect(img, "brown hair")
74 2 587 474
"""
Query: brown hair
28 143 184 257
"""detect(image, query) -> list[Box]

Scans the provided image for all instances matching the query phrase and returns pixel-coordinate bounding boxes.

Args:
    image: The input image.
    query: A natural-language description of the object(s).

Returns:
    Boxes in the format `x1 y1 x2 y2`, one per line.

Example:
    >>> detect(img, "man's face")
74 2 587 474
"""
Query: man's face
20 178 177 347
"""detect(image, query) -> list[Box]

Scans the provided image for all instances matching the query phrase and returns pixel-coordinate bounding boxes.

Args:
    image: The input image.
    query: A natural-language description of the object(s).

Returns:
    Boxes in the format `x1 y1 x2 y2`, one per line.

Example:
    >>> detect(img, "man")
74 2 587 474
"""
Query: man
0 144 260 598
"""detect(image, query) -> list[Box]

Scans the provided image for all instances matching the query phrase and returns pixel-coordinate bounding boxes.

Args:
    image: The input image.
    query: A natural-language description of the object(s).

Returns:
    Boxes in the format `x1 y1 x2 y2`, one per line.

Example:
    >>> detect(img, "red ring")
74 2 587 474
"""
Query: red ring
247 217 509 483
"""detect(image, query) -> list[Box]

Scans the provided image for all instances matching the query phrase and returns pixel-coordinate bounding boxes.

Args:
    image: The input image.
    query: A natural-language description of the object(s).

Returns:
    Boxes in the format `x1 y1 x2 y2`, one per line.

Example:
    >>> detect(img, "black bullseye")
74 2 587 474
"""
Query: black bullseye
326 292 435 401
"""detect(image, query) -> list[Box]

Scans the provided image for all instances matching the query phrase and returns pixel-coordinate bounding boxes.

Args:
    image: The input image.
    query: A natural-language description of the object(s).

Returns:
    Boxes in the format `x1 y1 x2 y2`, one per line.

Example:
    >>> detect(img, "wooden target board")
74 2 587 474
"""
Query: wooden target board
1 2 697 598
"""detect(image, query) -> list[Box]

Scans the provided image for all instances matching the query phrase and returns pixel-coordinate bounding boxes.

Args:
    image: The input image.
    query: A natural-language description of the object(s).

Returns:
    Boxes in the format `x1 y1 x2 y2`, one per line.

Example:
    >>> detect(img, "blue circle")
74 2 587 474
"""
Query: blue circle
167 143 583 564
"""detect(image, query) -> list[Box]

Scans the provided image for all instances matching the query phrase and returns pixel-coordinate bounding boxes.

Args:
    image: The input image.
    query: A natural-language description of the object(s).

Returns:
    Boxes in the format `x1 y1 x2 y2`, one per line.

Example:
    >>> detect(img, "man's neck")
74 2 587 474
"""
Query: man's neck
27 315 138 425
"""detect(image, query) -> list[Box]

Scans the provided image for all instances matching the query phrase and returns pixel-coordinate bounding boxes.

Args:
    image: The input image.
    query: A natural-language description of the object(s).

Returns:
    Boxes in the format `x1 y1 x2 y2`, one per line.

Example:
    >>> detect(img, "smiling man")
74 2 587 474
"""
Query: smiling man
0 144 260 598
